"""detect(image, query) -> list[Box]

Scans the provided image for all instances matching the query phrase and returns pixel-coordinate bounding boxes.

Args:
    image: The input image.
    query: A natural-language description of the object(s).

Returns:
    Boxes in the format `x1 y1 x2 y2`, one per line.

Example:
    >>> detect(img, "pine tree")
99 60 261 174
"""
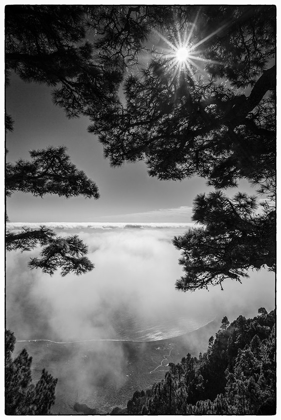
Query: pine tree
126 308 276 415
91 6 275 187
5 5 124 121
5 5 171 275
5 330 58 414
6 6 275 287
6 146 98 275
173 191 275 291
87 5 276 292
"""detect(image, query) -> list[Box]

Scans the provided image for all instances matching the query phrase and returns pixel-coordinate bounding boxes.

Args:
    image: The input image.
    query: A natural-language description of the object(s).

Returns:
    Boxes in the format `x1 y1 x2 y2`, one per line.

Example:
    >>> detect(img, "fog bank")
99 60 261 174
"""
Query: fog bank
6 226 275 342
6 226 275 411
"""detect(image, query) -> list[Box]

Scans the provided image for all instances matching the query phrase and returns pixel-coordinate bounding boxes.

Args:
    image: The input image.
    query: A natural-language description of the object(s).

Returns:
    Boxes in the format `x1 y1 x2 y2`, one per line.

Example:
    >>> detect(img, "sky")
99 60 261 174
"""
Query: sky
6 53 256 223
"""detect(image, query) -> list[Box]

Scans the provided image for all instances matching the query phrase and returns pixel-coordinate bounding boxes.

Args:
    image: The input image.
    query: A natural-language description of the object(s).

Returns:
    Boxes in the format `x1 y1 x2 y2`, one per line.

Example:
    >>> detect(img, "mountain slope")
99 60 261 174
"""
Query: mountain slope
126 308 276 415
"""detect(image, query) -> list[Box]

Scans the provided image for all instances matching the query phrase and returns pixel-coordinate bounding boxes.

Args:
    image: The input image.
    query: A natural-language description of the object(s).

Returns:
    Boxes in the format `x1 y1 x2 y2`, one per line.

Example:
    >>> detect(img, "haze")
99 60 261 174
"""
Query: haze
6 225 275 342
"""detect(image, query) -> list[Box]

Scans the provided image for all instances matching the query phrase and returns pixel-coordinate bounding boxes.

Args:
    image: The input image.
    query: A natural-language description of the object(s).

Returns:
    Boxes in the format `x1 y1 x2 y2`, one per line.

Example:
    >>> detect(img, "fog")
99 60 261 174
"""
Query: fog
6 225 275 341
6 225 275 411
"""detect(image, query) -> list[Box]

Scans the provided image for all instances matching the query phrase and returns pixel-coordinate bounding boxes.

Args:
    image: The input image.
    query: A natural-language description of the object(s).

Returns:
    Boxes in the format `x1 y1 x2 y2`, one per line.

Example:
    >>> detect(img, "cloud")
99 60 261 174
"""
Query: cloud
6 226 275 410
6 226 275 342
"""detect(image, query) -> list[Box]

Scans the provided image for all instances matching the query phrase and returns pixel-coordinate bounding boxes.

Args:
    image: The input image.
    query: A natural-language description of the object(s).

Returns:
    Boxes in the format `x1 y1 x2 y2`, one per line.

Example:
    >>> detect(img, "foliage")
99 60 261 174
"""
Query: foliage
6 147 97 275
90 6 275 186
86 5 276 291
6 146 99 199
28 235 94 276
5 5 169 121
6 5 276 285
6 226 94 276
173 191 275 291
5 5 171 275
5 330 58 414
5 5 123 120
126 308 276 415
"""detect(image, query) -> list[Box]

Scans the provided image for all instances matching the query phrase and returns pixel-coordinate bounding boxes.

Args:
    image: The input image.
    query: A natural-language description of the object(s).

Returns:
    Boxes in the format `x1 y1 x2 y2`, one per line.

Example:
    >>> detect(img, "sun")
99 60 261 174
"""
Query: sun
152 12 226 81
176 46 190 63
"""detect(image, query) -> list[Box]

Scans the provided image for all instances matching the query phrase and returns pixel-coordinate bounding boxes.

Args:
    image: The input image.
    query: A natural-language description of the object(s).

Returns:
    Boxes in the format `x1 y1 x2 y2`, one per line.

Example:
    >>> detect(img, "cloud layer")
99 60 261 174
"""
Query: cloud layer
6 226 275 342
6 226 275 410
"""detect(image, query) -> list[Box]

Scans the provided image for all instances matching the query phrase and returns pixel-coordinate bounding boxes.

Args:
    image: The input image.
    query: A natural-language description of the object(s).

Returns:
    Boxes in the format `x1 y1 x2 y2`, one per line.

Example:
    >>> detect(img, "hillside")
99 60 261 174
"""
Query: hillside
51 318 220 414
125 308 276 415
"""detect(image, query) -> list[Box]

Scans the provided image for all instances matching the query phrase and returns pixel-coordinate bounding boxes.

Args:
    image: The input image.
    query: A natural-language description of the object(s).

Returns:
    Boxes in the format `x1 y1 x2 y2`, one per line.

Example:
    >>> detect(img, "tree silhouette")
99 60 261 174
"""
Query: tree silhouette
173 191 275 291
5 5 172 275
6 146 99 199
89 5 275 291
126 309 276 415
90 6 275 186
5 5 167 121
6 146 98 275
6 5 276 285
5 330 58 414
5 5 123 120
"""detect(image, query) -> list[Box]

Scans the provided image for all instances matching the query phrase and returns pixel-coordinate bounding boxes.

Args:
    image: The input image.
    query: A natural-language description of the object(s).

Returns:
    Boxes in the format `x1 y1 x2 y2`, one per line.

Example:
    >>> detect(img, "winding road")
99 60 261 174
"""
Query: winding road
149 345 173 374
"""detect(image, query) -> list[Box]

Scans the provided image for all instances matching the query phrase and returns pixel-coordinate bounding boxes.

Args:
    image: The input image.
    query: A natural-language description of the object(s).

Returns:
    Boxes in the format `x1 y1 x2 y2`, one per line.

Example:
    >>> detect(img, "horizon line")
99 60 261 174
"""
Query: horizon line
7 221 195 226
7 221 196 229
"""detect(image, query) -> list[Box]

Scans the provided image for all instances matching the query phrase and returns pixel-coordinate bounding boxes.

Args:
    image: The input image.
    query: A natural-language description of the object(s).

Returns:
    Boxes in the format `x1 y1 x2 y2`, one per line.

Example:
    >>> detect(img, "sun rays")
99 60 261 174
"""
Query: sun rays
152 13 226 82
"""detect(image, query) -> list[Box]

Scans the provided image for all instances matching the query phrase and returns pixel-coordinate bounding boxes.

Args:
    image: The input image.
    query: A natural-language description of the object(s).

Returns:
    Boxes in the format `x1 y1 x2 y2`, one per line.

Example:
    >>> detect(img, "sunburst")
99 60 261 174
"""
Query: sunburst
176 46 190 62
152 13 226 82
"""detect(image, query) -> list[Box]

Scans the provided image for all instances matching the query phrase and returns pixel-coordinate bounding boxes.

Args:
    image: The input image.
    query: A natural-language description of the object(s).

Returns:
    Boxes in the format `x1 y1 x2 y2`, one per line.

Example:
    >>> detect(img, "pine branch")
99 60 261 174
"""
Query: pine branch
6 146 100 199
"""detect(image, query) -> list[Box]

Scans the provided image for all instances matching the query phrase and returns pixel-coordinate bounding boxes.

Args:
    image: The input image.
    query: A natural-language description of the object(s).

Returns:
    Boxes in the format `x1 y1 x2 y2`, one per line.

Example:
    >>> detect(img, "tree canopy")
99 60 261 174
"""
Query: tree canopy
88 5 276 290
90 6 275 188
5 5 165 121
173 191 275 291
6 146 99 199
5 330 58 414
6 146 97 276
126 308 276 415
5 5 122 120
5 5 165 275
6 5 276 286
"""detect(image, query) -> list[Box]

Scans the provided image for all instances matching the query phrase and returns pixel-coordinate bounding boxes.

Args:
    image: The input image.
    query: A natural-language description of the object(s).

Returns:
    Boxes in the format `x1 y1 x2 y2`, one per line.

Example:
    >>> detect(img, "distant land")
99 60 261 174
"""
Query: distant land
14 318 221 414
7 222 195 230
